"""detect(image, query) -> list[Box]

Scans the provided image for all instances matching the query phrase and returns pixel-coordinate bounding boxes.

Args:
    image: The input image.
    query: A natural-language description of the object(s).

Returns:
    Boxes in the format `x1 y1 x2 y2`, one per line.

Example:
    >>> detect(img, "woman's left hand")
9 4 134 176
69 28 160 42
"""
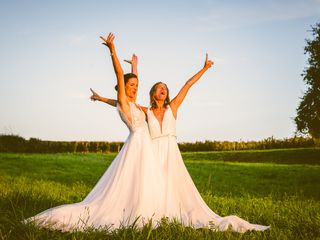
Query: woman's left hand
204 53 214 69
124 54 138 65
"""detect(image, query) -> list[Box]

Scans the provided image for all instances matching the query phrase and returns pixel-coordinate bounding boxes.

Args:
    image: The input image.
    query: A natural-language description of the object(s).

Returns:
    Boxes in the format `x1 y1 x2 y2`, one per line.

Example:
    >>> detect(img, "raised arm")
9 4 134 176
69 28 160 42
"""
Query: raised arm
170 54 214 117
90 88 117 107
124 54 149 113
90 53 139 109
124 54 138 76
100 33 128 109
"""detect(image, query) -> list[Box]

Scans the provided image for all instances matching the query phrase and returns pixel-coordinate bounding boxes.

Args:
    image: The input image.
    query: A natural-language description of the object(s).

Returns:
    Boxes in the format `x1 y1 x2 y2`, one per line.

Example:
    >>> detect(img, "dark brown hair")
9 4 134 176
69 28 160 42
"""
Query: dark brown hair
149 82 170 109
114 73 138 91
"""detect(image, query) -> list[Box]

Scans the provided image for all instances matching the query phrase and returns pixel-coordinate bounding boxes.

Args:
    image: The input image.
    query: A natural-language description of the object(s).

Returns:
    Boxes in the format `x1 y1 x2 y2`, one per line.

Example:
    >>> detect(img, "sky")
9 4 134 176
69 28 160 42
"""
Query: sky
0 0 319 142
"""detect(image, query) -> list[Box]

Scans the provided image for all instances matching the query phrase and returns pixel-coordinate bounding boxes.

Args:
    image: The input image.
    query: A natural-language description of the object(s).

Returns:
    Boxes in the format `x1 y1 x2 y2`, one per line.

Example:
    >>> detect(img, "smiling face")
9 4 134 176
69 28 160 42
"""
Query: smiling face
125 77 138 99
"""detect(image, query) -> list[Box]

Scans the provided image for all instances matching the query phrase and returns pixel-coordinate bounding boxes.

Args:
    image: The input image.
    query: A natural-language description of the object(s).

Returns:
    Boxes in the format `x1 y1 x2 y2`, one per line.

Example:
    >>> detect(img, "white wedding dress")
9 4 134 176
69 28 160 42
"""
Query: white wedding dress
24 102 166 231
24 102 269 233
146 106 270 233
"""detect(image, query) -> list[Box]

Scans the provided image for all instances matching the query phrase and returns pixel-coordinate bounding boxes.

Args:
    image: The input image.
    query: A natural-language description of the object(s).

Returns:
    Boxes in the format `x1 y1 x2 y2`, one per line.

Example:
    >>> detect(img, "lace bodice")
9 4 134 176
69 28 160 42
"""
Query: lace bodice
117 102 147 132
147 106 177 139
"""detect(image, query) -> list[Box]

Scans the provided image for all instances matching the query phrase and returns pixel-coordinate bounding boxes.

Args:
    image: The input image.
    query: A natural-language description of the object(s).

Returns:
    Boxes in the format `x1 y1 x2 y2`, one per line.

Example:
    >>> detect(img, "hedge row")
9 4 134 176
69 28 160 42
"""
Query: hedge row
0 134 317 153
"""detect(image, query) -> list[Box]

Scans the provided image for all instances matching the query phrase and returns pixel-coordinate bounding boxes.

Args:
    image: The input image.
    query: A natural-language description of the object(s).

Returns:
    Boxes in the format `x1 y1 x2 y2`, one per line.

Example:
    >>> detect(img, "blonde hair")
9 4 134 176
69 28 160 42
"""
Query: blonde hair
149 82 170 109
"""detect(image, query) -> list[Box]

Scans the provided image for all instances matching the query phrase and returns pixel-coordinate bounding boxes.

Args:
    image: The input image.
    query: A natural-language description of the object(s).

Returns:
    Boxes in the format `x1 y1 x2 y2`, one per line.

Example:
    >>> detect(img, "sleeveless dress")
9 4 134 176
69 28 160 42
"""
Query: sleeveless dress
147 106 270 233
24 102 165 231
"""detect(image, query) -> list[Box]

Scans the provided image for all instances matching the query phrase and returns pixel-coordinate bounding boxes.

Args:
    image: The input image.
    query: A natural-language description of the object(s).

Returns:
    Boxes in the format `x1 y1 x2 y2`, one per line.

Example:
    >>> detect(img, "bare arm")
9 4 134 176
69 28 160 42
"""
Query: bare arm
170 54 214 117
100 33 128 110
125 55 147 113
124 54 138 76
139 106 148 114
90 88 117 107
90 54 139 109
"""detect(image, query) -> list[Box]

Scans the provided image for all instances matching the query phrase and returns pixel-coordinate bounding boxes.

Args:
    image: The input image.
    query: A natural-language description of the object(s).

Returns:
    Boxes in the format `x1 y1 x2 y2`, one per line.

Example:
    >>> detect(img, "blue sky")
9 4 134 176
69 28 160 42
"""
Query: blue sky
0 0 319 141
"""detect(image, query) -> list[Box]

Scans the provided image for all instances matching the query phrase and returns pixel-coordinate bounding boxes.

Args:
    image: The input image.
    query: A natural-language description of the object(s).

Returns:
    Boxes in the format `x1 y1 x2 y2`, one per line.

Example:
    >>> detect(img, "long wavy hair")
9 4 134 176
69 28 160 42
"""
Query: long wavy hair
149 82 170 109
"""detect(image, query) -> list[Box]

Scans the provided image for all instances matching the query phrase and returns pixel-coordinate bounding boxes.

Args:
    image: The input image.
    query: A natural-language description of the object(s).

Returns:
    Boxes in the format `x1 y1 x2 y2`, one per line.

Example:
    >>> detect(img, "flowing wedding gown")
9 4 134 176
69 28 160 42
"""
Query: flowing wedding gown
24 102 166 231
146 106 270 233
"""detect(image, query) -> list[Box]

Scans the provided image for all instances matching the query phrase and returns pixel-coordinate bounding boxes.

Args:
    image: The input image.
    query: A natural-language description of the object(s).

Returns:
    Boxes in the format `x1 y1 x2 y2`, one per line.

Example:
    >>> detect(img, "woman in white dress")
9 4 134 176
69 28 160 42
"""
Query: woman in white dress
96 53 270 232
24 33 166 231
145 58 269 232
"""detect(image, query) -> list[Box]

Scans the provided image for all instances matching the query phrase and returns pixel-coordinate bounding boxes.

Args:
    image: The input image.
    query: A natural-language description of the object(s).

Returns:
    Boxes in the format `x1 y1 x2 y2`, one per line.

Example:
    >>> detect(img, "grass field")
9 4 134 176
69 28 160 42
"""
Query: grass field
0 148 320 239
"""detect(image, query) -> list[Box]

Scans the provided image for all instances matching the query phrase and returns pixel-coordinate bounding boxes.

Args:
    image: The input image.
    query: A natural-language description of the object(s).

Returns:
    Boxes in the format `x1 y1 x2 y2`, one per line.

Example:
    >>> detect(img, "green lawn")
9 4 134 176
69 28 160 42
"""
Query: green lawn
0 149 319 239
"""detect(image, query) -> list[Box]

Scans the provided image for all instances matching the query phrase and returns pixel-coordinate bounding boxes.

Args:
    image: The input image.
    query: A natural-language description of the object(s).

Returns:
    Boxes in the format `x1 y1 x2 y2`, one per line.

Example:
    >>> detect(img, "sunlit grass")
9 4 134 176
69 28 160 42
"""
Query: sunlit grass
0 150 320 239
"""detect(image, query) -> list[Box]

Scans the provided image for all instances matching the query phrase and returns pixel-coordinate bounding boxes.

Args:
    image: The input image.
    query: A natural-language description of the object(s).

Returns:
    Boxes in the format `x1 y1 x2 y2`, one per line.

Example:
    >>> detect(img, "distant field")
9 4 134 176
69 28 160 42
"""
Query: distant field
0 148 319 239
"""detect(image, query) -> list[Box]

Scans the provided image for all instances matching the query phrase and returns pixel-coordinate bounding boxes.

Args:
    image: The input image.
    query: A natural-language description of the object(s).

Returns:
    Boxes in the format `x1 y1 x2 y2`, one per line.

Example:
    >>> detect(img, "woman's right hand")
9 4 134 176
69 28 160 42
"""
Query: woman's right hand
90 88 101 101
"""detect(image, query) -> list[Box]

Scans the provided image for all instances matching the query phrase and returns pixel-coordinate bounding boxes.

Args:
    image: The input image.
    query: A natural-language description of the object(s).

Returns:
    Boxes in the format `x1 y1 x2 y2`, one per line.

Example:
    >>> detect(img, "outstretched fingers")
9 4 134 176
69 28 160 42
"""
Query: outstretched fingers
99 36 106 42
107 33 115 42
100 32 113 41
100 33 115 48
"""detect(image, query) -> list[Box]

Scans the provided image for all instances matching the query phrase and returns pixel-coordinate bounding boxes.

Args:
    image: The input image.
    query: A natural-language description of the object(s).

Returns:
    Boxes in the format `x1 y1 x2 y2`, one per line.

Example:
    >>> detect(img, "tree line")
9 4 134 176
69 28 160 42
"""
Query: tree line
0 134 124 153
0 134 317 154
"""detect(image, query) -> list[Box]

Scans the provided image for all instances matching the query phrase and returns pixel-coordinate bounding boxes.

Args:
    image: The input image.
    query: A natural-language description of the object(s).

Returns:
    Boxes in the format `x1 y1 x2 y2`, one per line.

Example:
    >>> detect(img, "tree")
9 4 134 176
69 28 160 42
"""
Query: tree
295 23 320 140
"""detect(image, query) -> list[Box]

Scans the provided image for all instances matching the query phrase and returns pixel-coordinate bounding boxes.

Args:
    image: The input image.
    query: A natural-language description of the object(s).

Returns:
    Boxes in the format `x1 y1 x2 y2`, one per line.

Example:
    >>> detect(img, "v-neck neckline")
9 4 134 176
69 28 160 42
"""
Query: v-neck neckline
151 107 168 134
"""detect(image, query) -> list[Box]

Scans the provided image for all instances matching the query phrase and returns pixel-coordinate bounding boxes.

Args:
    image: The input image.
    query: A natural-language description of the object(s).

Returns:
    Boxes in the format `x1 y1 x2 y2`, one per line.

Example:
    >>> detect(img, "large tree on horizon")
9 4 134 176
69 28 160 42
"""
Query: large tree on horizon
295 23 320 140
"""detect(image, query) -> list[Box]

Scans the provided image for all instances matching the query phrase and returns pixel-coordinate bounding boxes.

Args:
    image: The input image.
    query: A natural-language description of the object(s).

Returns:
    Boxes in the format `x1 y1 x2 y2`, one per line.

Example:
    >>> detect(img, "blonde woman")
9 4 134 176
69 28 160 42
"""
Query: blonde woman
93 53 269 232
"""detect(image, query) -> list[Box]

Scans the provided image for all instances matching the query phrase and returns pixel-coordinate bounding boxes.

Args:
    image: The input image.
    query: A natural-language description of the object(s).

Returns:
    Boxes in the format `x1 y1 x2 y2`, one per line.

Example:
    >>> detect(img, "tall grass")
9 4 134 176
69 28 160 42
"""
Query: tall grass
0 150 320 239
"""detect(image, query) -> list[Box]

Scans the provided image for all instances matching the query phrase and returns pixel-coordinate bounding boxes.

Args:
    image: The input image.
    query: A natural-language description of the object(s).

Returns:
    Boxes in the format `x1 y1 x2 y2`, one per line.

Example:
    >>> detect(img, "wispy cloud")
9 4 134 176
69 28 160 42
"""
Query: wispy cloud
193 0 320 32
